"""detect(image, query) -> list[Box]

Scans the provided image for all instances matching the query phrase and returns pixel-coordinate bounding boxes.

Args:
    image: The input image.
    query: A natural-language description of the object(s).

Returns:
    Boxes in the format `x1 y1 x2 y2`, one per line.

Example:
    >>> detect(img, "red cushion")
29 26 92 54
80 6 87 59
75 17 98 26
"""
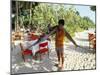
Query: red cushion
37 48 48 54
28 33 39 41
23 49 32 55
31 35 39 40
39 42 48 47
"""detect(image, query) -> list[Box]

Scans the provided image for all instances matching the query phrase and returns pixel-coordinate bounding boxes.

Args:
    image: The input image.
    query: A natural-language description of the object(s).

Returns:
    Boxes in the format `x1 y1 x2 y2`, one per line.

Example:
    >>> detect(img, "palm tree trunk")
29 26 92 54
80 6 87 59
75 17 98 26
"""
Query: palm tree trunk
15 1 19 32
29 2 32 25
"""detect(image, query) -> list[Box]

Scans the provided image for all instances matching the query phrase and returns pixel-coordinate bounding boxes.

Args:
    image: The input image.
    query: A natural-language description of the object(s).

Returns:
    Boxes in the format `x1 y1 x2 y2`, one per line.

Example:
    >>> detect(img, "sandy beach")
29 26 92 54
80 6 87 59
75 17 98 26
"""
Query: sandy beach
11 30 96 74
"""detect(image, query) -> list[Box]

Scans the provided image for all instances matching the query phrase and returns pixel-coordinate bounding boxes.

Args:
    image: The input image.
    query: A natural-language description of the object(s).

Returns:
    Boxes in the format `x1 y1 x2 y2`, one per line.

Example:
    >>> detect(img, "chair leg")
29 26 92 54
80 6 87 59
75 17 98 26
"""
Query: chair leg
39 53 42 61
20 43 25 62
47 47 50 59
34 52 39 60
22 53 25 62
47 51 49 59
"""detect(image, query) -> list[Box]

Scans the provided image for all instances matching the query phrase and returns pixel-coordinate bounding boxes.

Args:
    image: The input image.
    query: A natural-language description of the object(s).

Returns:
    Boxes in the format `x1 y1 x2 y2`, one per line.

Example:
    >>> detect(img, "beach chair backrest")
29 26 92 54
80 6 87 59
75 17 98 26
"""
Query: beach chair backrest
28 32 39 41
39 42 48 49
88 33 95 41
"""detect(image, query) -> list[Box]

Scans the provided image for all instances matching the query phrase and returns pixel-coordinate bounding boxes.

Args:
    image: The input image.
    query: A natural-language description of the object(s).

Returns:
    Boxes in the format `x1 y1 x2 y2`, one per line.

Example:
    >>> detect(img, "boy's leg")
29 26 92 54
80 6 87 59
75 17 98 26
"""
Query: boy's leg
60 47 64 68
56 48 60 66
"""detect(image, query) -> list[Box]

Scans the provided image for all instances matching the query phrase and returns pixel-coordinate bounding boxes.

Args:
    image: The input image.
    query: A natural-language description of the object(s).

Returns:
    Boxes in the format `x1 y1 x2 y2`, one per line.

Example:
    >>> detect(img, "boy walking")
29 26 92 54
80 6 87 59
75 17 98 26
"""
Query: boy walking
47 19 78 69
27 19 78 70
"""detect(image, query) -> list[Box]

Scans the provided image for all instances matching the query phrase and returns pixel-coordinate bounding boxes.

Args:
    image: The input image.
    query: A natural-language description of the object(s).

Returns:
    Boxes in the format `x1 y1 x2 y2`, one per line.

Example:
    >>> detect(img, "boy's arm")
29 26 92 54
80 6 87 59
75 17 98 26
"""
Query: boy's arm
42 27 57 40
46 27 57 37
48 25 57 35
27 27 57 49
64 29 78 47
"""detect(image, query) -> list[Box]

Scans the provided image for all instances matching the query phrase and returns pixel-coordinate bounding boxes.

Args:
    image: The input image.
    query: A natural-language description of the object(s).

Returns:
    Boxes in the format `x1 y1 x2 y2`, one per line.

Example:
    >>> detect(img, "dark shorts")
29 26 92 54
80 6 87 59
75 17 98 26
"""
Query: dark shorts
56 47 64 53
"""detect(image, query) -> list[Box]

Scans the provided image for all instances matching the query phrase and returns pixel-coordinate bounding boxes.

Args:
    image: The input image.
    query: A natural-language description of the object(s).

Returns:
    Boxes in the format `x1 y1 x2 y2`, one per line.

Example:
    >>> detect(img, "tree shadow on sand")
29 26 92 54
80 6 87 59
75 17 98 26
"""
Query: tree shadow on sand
11 44 58 74
66 44 96 54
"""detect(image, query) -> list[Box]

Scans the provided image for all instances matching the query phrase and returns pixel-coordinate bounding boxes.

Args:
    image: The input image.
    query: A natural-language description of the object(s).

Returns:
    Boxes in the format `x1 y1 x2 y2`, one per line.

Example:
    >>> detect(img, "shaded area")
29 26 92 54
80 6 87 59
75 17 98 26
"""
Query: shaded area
66 44 95 54
11 29 96 74
11 45 58 74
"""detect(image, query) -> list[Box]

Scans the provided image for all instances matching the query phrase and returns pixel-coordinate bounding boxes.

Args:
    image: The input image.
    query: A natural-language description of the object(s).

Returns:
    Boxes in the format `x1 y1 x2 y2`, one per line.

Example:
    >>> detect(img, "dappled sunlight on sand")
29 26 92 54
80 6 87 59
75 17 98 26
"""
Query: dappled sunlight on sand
11 30 96 74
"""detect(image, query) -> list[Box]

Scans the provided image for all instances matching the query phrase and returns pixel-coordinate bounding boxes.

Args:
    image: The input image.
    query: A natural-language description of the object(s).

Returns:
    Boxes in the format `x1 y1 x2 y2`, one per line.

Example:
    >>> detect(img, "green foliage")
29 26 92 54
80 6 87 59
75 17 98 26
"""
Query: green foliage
12 1 95 37
90 6 96 11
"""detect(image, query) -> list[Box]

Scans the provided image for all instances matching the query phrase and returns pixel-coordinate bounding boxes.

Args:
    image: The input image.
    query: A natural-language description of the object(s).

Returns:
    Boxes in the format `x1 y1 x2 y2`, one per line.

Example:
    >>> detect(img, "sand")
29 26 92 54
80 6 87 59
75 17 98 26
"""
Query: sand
11 30 96 74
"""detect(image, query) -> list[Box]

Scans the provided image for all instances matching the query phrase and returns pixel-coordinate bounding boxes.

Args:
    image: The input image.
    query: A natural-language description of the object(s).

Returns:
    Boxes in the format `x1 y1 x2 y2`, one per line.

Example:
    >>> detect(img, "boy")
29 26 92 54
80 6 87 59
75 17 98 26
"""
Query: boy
47 19 78 69
27 19 78 69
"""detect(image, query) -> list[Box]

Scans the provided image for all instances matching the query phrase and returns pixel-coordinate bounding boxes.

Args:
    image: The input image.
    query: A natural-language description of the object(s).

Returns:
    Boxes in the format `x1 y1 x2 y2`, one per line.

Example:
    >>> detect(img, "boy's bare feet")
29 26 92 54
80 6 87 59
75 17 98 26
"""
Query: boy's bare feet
54 63 61 68
61 64 64 69
54 63 58 67
57 66 63 71
58 64 64 70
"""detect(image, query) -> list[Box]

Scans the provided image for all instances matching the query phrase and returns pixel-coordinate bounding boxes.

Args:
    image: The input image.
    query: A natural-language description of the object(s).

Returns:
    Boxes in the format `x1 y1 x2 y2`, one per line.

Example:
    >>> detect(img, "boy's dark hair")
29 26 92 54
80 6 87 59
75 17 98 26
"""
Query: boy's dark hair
58 19 65 25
